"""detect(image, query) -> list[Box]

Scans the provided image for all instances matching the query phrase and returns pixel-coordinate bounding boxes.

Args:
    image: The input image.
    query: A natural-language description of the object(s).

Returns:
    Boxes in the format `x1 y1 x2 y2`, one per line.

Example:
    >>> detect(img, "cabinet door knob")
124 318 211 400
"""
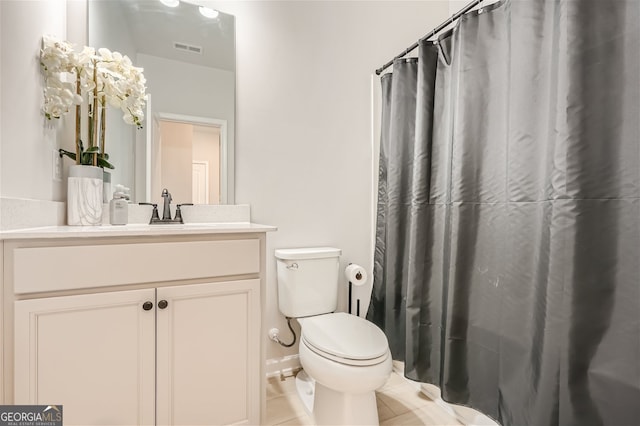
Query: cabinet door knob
142 301 153 311
158 300 169 309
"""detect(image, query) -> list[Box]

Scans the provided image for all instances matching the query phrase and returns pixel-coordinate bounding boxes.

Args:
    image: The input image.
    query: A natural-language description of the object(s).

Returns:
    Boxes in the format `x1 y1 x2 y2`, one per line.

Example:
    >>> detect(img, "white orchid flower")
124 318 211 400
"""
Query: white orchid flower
97 47 113 61
41 35 146 129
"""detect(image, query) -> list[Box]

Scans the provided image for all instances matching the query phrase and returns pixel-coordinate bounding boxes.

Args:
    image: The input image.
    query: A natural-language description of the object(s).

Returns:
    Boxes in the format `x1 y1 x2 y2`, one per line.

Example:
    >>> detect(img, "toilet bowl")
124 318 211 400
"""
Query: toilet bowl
298 313 392 425
274 247 392 425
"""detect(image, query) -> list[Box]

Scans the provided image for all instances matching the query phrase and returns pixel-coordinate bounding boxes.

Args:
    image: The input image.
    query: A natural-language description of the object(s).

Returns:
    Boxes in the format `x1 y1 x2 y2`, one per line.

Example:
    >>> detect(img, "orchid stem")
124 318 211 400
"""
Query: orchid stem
75 73 81 165
91 60 98 167
100 95 106 164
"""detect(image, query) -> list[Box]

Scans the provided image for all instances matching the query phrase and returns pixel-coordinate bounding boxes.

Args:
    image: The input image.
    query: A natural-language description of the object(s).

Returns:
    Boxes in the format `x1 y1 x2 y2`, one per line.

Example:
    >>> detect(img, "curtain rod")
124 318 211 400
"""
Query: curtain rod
375 0 484 75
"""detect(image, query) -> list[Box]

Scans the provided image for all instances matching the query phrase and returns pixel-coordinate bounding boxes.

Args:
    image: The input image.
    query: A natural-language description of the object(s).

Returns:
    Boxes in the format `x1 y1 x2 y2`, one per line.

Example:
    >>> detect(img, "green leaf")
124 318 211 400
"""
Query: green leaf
97 157 115 170
58 141 114 169
81 152 95 165
58 149 77 162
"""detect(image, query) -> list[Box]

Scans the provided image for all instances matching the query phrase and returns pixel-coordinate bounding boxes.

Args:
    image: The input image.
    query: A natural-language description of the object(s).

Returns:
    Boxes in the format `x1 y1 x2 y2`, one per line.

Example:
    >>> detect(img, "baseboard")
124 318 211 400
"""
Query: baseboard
265 354 301 378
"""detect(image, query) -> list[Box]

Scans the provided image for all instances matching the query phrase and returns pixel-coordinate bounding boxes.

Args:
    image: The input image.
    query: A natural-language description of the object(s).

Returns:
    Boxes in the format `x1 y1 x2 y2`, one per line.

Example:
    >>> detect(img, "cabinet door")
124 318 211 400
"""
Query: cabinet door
15 289 156 426
156 279 260 425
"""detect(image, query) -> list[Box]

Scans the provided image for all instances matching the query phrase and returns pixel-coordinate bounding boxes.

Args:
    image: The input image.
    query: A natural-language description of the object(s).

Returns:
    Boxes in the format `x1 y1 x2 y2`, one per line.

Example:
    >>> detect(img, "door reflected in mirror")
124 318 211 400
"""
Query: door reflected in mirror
88 0 235 204
152 115 226 205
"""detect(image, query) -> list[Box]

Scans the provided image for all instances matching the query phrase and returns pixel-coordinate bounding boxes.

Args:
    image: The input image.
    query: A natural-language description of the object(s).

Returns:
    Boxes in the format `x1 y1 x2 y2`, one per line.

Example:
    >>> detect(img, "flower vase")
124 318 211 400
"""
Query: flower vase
67 165 103 225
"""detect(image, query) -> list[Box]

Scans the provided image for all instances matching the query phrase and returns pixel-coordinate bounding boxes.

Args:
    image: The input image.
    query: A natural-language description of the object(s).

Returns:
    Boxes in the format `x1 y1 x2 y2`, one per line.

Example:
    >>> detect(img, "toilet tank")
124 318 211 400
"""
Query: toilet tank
275 247 341 318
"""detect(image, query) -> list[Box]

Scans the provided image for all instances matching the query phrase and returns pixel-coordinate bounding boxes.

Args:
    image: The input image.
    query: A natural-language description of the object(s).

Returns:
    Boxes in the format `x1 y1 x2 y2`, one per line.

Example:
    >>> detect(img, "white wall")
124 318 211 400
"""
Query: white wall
203 0 450 363
0 0 69 201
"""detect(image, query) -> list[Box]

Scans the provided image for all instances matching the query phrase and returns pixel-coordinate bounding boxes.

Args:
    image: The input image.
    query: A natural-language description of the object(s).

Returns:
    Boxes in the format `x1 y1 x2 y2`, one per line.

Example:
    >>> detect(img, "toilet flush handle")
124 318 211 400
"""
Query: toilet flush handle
286 263 299 270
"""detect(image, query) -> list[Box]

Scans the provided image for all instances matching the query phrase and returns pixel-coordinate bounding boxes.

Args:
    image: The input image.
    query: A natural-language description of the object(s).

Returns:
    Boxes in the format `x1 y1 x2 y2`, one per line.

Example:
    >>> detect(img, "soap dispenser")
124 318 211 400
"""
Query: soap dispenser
109 185 129 225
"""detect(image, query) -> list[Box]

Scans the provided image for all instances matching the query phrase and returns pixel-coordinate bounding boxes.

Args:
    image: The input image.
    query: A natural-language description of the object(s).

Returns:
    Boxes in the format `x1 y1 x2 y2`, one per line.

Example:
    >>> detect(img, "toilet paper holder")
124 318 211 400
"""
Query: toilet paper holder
348 282 360 316
346 263 367 317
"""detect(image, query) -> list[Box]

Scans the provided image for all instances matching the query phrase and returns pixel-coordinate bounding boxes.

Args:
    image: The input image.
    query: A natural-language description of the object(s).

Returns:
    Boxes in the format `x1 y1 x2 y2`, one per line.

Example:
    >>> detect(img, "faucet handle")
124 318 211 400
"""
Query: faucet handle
139 202 160 223
174 203 193 224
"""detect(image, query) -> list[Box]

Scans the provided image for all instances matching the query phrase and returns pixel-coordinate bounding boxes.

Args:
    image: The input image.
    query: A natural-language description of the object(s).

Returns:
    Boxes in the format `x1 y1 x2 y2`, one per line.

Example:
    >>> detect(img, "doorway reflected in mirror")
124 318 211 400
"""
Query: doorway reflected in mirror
155 120 221 205
149 114 228 206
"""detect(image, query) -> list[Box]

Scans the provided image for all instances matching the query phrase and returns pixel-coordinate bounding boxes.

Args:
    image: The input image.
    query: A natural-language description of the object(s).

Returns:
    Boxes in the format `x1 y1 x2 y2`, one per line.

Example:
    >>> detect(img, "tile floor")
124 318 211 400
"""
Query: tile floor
265 369 466 425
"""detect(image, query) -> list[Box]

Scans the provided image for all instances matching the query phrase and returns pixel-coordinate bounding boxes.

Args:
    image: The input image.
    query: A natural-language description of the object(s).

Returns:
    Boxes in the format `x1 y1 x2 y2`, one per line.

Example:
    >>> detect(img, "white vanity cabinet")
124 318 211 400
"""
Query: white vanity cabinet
14 288 157 425
155 279 260 426
2 228 272 426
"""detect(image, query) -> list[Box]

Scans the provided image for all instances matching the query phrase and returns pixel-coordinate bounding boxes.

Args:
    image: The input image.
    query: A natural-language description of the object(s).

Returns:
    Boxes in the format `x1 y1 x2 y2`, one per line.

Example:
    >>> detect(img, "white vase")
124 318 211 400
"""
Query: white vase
67 165 103 226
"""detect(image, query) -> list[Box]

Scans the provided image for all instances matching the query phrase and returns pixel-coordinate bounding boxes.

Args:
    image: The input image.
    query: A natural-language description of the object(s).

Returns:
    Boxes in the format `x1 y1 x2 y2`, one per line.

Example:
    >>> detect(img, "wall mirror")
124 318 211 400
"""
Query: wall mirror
88 0 235 205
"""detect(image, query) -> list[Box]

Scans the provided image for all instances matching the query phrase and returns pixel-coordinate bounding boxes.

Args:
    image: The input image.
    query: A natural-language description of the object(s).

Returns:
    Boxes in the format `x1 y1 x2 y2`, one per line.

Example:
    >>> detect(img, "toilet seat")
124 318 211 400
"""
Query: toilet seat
301 312 389 367
302 336 389 366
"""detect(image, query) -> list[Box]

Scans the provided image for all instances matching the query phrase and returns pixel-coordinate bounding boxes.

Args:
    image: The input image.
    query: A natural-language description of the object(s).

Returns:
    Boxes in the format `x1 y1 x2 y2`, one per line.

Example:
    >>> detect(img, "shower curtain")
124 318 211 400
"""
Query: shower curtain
368 1 640 424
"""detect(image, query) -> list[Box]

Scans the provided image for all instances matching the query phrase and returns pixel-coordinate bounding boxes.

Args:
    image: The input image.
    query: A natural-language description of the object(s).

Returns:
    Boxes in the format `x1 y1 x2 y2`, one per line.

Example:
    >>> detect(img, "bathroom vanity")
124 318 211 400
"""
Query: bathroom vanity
0 223 275 425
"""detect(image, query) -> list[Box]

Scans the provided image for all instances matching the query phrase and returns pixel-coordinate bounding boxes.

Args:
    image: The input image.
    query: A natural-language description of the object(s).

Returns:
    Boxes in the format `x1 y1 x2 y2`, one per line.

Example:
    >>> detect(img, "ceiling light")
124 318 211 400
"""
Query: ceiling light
199 6 219 19
159 0 179 7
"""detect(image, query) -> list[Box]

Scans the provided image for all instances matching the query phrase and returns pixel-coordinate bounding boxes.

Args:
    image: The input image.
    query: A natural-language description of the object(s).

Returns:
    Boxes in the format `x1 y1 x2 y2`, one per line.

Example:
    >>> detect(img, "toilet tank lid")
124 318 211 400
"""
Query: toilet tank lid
275 247 341 260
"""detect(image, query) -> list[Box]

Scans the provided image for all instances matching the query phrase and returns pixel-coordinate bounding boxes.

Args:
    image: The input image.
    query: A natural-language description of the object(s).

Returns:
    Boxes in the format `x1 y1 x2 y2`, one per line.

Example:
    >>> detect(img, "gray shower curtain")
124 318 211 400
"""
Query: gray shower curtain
368 1 640 425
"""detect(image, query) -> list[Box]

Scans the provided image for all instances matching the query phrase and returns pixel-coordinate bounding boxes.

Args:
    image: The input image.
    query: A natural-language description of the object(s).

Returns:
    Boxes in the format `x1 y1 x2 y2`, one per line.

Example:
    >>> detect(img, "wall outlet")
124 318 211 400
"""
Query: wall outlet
53 149 62 181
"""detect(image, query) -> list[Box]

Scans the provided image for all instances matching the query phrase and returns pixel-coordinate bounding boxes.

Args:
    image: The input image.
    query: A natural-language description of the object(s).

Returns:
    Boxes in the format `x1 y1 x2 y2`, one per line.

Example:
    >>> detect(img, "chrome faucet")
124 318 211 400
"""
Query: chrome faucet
161 188 172 220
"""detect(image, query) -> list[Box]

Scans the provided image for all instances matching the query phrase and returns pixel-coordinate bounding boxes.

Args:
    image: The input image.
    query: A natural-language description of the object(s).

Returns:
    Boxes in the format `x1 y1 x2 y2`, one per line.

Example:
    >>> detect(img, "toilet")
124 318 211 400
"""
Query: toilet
275 247 392 425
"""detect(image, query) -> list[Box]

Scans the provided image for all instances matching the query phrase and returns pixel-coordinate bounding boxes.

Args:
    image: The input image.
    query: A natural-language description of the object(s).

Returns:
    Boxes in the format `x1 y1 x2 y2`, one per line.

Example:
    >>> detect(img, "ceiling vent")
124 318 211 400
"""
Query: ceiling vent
173 42 203 55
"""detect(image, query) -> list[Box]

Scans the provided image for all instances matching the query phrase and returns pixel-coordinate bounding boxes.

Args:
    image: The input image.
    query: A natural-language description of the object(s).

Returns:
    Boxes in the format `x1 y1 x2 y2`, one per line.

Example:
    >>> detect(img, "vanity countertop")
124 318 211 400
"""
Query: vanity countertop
0 222 277 240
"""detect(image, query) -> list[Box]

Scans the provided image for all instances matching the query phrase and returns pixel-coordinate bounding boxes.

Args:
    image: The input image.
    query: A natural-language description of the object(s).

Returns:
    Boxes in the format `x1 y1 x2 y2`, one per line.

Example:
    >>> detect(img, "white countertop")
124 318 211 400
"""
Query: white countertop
0 222 277 240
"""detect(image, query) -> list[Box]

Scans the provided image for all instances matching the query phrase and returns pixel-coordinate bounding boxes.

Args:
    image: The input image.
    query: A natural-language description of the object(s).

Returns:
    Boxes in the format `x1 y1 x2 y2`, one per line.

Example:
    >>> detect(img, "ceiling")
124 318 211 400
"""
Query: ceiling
117 0 235 72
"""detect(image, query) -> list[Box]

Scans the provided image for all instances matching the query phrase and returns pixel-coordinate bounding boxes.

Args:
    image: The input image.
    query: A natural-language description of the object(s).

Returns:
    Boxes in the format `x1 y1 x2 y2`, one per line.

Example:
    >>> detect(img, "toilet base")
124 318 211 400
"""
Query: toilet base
313 381 379 425
295 370 315 414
